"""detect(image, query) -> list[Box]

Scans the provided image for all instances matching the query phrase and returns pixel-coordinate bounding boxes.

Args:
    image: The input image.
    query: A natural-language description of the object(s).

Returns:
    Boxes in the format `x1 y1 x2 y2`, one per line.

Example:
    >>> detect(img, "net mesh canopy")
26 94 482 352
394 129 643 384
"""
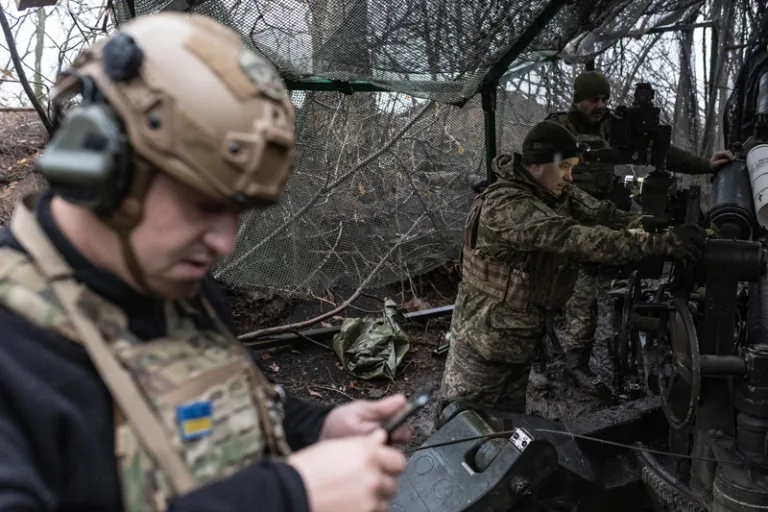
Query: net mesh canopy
114 0 701 104
112 0 706 298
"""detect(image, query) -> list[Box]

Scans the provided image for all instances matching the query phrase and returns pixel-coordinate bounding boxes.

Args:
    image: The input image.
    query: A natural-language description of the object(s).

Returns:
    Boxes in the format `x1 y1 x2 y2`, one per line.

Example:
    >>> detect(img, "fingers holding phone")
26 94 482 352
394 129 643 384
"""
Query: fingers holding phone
383 385 435 445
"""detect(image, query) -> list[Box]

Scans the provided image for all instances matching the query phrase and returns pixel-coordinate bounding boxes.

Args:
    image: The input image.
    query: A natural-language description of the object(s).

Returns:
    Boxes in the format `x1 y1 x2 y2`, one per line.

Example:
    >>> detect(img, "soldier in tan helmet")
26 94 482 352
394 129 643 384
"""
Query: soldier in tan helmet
0 13 409 512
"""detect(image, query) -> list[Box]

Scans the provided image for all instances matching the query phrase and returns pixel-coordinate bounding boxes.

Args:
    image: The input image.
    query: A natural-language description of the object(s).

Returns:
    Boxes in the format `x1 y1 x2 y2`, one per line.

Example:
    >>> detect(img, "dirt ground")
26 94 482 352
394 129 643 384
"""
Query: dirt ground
0 112 48 220
225 266 461 451
227 266 623 452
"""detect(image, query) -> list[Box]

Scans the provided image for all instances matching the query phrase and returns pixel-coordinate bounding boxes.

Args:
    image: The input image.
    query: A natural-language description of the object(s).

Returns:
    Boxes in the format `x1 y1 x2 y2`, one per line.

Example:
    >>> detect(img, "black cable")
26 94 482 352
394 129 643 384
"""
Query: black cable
404 427 768 471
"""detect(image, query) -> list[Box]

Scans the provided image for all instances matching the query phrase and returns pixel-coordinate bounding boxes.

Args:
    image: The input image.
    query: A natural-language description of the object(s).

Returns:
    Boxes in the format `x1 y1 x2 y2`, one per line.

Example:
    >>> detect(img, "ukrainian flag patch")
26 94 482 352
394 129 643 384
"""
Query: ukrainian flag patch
176 401 213 441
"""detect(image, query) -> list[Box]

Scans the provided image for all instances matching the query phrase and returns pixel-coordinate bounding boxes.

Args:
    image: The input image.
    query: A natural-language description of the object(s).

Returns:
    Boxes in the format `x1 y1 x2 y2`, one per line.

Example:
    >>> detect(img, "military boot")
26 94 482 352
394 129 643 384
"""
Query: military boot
565 346 599 395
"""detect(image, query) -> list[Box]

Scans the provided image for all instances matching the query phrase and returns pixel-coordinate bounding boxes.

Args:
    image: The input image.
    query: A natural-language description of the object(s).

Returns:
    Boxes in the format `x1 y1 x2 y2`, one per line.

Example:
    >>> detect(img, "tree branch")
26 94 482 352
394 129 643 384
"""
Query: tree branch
216 100 435 276
0 3 53 134
238 210 430 340
616 33 664 105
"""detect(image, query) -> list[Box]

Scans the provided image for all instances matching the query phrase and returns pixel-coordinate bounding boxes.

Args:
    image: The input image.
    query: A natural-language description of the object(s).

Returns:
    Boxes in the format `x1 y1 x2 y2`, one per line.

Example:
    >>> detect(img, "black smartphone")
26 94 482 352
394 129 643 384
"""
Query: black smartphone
383 384 436 443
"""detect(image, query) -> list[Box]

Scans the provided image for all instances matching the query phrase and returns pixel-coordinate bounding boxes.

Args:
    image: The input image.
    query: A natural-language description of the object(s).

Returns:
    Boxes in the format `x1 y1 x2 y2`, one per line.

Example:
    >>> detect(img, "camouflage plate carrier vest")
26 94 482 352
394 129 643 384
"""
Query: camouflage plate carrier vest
0 195 292 511
461 181 579 312
545 111 617 200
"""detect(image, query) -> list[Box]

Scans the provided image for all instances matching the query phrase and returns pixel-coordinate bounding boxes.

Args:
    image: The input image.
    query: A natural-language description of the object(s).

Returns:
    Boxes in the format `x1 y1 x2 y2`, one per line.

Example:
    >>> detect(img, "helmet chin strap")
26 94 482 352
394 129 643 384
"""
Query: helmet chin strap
116 227 154 295
114 204 200 301
102 159 160 298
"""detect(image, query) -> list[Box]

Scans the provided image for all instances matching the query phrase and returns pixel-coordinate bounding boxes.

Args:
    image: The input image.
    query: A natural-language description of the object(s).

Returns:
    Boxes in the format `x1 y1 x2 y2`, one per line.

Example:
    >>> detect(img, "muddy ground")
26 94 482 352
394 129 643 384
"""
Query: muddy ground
226 266 624 452
0 112 48 220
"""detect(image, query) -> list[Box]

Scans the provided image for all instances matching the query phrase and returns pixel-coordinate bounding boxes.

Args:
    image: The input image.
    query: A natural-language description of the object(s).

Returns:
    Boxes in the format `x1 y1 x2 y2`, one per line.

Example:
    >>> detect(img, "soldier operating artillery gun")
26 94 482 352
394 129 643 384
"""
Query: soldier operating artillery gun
391 46 768 508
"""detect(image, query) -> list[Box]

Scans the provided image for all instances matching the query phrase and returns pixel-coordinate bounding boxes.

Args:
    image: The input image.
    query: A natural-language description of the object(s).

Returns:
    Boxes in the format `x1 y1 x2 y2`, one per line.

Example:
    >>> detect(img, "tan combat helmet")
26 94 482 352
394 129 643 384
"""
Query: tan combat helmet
50 12 295 209
40 13 294 294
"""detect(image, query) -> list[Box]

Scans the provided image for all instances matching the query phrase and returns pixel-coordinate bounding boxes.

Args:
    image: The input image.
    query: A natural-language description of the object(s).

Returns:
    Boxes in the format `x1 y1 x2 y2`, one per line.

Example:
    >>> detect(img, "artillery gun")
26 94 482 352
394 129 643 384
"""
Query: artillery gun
390 17 768 509
606 16 768 509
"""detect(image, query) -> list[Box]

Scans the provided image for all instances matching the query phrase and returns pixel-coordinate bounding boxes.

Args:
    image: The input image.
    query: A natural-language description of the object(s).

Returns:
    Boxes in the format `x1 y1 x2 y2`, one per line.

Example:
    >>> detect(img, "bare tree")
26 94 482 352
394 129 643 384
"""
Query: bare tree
702 0 735 152
672 26 699 151
33 7 46 102
0 2 51 133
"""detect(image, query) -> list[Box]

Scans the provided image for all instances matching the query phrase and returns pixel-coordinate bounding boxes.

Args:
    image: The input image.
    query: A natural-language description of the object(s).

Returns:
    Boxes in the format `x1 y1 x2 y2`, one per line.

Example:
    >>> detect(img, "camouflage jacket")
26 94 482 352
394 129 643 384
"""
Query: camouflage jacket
0 192 329 512
460 154 670 315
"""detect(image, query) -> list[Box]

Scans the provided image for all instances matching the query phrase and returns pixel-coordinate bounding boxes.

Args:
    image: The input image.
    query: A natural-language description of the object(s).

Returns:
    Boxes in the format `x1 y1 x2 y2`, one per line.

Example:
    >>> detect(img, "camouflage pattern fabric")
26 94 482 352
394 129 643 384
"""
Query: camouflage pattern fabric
0 235 288 512
0 248 80 342
106 298 281 512
564 269 598 350
441 154 672 411
441 294 541 413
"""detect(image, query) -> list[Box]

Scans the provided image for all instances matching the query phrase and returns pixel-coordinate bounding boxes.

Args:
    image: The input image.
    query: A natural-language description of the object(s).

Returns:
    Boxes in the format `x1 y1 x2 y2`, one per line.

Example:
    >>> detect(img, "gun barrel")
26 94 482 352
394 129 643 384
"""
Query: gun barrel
708 160 755 239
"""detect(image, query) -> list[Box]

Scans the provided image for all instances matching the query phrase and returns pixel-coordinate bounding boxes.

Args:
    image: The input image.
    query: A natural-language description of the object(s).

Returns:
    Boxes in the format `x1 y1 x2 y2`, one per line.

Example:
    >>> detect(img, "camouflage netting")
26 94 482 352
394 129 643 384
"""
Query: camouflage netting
112 0 708 298
113 0 703 104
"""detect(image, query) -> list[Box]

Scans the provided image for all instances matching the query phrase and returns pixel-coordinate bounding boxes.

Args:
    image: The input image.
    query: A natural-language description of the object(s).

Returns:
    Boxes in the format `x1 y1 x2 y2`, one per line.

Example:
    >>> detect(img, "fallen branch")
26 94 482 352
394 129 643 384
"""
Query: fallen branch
287 329 332 351
0 5 53 135
238 209 429 340
311 385 353 400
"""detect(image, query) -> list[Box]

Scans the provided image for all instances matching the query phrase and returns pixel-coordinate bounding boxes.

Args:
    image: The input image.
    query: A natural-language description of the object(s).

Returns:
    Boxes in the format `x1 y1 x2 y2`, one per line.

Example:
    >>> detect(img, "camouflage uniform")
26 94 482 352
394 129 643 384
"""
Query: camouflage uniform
441 153 673 413
0 14 323 512
0 196 293 511
546 106 711 359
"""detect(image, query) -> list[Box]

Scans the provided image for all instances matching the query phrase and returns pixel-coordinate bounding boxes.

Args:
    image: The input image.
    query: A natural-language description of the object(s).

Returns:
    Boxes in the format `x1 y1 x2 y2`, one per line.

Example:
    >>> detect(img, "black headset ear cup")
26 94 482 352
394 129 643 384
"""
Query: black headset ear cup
35 102 133 215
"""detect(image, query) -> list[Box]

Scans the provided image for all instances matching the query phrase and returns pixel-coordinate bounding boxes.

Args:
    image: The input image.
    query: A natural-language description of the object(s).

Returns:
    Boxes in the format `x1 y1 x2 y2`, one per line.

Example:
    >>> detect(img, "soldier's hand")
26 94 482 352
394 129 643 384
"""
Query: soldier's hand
319 394 412 444
709 150 734 172
287 429 407 512
666 224 707 263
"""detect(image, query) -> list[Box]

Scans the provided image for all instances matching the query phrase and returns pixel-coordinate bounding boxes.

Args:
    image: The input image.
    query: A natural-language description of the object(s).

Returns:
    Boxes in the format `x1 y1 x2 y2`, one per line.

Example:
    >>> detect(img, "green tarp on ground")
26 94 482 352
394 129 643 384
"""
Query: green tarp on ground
332 299 410 380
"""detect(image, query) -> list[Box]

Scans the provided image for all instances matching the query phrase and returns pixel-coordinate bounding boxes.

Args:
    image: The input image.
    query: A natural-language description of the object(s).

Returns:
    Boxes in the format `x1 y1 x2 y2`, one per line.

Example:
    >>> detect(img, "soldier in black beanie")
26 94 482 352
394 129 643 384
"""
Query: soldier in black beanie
472 121 583 194
440 120 707 414
572 71 611 123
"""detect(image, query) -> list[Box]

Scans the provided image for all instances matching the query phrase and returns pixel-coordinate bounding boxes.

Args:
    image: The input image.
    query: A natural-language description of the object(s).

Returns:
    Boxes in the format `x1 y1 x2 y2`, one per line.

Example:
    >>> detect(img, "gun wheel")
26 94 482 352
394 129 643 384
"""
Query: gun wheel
657 298 701 431
619 271 638 376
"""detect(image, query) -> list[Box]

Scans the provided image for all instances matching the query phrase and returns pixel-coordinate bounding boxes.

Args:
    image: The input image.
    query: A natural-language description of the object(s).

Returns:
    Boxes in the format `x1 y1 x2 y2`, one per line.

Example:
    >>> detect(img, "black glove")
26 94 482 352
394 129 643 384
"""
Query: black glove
667 224 707 263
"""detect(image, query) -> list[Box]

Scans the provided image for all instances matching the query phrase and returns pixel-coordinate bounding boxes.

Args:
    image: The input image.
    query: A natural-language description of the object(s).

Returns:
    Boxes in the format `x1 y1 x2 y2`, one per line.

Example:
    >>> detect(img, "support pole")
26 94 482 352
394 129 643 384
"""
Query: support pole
475 0 570 182
709 25 719 104
482 85 498 184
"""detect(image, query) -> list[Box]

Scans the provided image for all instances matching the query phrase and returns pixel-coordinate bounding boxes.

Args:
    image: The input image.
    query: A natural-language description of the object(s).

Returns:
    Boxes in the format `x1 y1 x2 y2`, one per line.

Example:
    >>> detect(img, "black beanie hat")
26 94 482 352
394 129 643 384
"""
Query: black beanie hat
573 71 611 103
522 121 582 165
